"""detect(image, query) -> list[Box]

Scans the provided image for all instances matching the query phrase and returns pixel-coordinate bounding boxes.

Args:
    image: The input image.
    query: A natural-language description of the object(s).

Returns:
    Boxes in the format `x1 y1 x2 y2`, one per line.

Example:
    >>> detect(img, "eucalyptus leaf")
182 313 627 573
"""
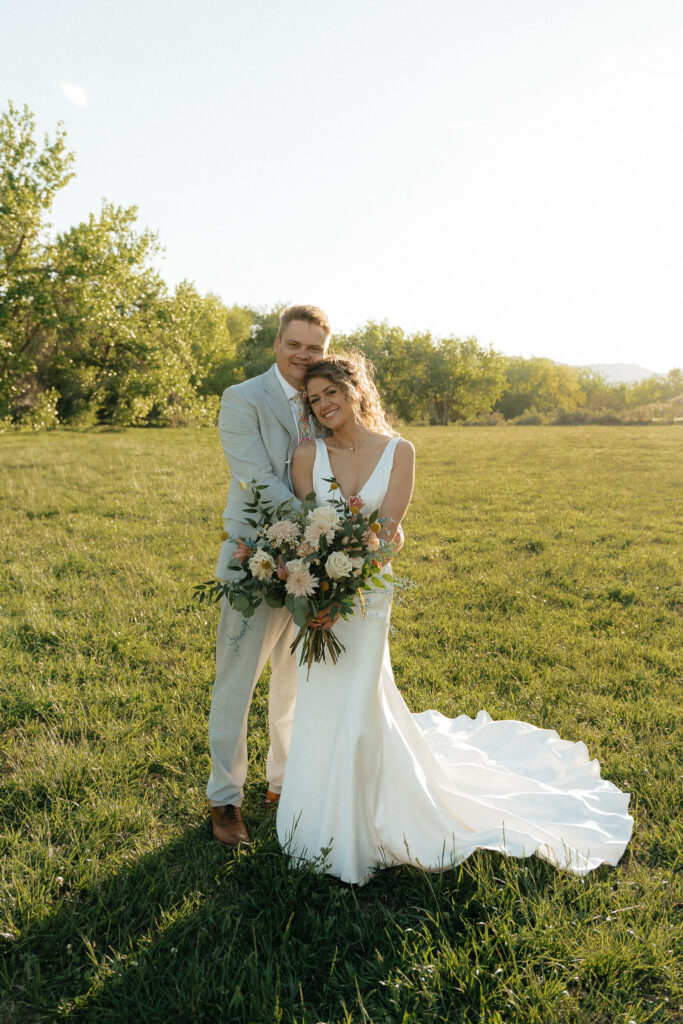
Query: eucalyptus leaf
293 608 310 628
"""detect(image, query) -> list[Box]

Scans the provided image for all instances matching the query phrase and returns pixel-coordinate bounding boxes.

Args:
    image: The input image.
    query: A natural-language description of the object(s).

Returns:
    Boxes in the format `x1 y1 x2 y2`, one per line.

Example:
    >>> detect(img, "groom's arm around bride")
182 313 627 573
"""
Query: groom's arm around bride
207 305 331 848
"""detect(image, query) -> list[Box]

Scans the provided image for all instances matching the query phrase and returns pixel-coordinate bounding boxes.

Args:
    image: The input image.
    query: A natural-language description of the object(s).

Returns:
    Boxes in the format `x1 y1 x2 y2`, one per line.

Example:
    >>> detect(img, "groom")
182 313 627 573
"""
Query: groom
207 304 331 846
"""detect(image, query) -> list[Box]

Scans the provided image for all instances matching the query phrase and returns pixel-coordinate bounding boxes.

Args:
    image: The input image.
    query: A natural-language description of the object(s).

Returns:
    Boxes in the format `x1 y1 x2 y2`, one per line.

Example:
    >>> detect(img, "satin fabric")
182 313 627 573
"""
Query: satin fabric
276 438 633 885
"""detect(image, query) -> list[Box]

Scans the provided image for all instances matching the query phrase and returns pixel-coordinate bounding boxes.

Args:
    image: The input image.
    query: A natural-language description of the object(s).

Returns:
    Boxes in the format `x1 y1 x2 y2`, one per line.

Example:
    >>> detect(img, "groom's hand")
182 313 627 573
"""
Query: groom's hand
232 541 252 563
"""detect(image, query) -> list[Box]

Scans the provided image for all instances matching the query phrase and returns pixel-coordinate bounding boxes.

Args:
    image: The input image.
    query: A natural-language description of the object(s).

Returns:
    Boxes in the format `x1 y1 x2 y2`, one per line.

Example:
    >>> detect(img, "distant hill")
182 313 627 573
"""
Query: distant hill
582 363 657 384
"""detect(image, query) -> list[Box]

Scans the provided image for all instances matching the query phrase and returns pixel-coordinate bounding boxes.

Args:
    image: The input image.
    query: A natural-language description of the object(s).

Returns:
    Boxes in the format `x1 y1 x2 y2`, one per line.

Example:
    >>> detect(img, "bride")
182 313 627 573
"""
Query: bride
276 352 633 886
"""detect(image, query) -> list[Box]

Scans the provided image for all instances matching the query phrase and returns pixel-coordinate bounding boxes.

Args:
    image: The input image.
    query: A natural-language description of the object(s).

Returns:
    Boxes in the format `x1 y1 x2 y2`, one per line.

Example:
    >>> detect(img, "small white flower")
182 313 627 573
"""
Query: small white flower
325 550 354 580
248 549 276 581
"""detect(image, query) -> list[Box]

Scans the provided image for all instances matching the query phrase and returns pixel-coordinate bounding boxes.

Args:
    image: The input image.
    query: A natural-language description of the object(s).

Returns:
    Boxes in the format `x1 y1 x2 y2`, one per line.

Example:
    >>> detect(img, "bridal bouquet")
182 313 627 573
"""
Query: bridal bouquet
194 481 394 672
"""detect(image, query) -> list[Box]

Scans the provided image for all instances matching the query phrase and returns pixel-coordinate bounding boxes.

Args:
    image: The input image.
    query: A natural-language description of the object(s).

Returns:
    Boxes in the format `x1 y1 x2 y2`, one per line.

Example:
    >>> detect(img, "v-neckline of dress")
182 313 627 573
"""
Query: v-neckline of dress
320 437 396 501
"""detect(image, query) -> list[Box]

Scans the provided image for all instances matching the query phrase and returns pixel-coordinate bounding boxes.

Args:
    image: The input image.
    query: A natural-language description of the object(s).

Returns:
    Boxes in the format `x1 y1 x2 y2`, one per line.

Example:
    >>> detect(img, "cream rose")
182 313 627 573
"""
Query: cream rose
325 550 354 581
348 556 365 576
304 505 340 545
248 549 276 581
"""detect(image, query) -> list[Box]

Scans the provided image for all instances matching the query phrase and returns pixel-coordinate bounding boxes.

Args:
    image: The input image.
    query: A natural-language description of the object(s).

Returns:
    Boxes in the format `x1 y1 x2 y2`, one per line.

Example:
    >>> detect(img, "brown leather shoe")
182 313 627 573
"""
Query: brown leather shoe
210 804 251 847
264 789 280 807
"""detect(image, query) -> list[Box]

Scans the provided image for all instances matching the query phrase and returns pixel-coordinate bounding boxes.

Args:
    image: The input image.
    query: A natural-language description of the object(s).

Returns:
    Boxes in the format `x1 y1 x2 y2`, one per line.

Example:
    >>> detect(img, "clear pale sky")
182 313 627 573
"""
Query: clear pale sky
3 0 682 373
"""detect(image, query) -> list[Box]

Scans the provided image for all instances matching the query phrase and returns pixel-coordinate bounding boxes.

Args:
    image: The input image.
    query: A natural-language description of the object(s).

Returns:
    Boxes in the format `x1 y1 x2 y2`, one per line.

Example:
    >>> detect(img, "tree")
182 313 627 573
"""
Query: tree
496 358 583 419
427 336 506 424
0 102 74 420
576 369 626 412
46 202 173 424
338 321 435 422
237 304 284 380
167 282 244 399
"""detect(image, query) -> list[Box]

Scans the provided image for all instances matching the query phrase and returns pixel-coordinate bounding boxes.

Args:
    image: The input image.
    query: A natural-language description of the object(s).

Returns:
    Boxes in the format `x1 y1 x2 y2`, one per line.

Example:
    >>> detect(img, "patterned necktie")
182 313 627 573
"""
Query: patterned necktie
292 391 313 443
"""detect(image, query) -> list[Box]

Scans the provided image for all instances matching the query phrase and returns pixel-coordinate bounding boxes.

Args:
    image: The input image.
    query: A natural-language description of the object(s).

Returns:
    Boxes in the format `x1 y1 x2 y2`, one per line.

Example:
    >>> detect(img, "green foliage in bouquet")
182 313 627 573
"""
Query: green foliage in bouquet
194 480 394 672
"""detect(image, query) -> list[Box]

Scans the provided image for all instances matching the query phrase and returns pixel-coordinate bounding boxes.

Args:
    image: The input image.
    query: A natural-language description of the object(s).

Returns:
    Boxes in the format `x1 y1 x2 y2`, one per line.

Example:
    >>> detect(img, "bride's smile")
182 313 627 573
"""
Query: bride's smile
306 379 352 429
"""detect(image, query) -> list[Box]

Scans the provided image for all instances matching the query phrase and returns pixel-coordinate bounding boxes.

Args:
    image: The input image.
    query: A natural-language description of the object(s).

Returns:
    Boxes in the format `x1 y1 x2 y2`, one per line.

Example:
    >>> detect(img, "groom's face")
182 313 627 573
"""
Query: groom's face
274 319 328 389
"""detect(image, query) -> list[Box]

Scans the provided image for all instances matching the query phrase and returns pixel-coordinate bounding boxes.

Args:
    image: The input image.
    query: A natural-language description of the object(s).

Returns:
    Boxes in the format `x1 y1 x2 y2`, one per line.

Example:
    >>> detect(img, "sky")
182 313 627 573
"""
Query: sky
2 0 682 373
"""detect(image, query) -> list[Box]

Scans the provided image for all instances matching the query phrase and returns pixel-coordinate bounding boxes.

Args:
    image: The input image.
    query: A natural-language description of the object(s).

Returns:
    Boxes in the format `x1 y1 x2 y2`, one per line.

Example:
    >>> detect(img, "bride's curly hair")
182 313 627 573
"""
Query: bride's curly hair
303 350 395 435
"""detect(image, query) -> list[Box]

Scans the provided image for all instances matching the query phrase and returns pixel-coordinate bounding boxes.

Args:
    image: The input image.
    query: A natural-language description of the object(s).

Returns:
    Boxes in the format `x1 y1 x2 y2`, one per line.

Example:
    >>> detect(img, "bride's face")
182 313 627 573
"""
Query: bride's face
306 376 355 429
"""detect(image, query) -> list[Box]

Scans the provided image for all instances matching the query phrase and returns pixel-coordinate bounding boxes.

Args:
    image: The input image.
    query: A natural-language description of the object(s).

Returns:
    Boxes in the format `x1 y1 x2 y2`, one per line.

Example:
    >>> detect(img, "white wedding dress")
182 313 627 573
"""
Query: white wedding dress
276 438 633 886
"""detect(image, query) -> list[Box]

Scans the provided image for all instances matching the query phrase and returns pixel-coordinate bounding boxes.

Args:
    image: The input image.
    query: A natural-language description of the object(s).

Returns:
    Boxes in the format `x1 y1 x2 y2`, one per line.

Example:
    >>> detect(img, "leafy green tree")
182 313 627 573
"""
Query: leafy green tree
0 102 74 420
338 321 435 422
576 369 626 412
237 304 284 380
427 336 506 424
663 367 683 400
46 202 172 424
622 368 683 410
167 282 244 399
496 358 583 419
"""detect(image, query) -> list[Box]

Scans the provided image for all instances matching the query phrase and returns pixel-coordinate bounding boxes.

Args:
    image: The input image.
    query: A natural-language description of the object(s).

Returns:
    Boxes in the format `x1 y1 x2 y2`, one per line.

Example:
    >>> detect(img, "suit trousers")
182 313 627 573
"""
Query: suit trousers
206 593 297 807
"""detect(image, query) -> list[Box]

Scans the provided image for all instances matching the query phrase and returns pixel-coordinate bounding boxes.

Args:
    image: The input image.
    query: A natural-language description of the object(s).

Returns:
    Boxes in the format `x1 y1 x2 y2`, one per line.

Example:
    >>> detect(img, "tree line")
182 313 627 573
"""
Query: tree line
2 103 680 431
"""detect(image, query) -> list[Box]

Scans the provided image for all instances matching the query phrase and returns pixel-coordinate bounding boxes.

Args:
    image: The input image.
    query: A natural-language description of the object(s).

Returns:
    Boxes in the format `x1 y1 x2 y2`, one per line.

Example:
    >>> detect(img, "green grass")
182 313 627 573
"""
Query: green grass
1 425 681 1024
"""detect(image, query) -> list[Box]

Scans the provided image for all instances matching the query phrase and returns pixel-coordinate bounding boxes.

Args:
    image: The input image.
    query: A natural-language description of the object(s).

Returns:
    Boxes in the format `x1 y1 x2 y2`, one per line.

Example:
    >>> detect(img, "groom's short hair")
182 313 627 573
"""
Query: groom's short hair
278 304 331 341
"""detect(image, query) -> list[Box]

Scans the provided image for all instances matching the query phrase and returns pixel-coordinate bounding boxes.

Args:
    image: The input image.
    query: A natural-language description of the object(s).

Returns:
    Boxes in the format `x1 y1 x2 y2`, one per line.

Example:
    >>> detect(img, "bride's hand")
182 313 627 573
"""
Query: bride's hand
309 607 340 631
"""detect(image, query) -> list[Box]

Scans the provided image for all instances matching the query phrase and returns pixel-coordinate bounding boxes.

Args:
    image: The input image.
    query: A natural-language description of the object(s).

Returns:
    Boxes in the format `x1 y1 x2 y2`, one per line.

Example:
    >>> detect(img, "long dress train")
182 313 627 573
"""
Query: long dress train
276 439 633 886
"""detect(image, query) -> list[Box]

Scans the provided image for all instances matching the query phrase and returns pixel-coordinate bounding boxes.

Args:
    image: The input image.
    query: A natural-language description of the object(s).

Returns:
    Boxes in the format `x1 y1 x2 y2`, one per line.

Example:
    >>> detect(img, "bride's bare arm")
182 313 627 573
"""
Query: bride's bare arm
291 443 317 501
378 439 415 545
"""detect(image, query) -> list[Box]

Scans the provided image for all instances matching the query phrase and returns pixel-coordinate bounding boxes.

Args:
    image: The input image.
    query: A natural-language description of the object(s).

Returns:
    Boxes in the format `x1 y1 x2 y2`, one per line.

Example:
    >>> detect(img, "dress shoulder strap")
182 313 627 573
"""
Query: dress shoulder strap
376 436 400 476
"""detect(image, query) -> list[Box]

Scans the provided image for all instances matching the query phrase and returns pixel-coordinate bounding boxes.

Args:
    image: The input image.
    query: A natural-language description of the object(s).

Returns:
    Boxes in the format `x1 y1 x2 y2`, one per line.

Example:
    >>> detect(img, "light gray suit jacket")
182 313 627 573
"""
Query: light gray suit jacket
215 363 321 579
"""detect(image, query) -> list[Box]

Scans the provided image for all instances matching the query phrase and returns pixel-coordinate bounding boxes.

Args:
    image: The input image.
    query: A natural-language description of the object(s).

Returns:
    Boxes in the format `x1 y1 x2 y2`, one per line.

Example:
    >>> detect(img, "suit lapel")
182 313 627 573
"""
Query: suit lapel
262 364 298 442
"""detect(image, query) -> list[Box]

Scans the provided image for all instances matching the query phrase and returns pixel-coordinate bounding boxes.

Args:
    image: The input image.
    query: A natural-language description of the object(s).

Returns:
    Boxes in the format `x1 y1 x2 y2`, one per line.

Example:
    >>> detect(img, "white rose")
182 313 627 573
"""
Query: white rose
306 505 340 541
325 550 354 581
248 549 276 581
348 556 365 576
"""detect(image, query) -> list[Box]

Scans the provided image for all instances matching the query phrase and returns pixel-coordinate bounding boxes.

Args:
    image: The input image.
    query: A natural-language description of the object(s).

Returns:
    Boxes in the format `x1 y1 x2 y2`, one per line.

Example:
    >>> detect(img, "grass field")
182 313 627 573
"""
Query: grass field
1 425 681 1024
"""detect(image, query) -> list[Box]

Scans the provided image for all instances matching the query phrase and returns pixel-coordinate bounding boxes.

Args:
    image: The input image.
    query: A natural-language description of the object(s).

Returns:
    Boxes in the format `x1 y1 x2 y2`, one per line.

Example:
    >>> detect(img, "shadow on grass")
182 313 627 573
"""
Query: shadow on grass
2 810 576 1024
